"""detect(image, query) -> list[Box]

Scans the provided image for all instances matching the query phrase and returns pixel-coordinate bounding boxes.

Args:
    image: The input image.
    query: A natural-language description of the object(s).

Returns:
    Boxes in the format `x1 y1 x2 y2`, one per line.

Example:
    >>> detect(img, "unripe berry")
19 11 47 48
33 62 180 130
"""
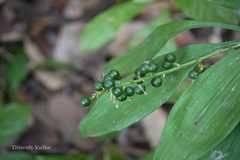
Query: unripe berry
135 68 146 77
95 81 104 91
112 87 123 97
162 61 173 69
125 86 135 97
108 69 120 80
147 62 158 72
164 54 176 63
151 76 163 87
135 85 146 95
189 70 199 80
80 96 91 107
117 94 127 102
103 79 115 89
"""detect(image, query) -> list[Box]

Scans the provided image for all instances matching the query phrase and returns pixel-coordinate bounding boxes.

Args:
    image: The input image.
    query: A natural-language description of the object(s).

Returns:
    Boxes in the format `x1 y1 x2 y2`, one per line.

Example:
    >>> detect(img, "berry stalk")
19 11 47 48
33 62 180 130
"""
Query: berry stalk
124 43 240 86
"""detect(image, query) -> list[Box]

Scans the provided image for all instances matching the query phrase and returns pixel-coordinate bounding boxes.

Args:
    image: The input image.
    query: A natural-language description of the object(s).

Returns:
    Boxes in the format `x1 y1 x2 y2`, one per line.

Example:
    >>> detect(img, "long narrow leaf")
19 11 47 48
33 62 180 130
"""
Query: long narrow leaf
105 20 240 77
154 49 240 160
80 1 148 52
0 103 31 146
200 124 240 160
175 0 240 24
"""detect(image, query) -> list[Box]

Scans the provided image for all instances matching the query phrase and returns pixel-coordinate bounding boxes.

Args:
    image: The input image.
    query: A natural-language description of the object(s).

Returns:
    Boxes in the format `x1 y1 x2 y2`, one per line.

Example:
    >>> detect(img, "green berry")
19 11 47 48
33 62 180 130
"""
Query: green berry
139 62 158 75
151 76 163 87
117 94 127 102
140 65 149 74
125 86 135 97
108 69 120 80
95 81 104 91
162 61 173 69
165 54 176 63
135 85 146 95
103 74 113 81
147 62 158 72
135 68 146 77
140 63 149 68
112 87 123 97
80 96 91 107
103 79 115 89
189 70 199 80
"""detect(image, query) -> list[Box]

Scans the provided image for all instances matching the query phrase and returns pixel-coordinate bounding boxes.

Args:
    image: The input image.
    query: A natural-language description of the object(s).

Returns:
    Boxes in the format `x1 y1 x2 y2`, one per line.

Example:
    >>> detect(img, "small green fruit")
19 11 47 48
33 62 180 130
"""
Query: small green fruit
103 74 113 81
80 96 91 107
108 69 120 80
189 70 199 80
151 76 163 87
162 61 173 69
95 81 104 91
140 65 149 74
112 87 123 97
125 86 135 97
135 68 146 77
147 62 158 72
165 54 176 63
103 79 115 89
135 85 146 95
117 94 127 102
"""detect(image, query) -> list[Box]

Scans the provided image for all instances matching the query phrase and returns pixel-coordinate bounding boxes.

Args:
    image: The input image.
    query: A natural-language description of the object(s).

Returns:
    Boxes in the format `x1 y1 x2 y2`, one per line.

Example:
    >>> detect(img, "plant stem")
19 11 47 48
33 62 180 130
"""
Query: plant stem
124 43 240 86
91 43 240 99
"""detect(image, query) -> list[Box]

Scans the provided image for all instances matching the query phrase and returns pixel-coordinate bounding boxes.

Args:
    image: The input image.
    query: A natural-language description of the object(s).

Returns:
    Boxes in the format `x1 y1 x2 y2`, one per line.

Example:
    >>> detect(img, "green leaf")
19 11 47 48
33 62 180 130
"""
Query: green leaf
6 52 28 92
80 1 148 52
79 41 239 137
128 10 175 50
175 0 240 24
0 103 31 146
200 124 240 160
154 49 240 160
128 10 177 56
105 20 240 77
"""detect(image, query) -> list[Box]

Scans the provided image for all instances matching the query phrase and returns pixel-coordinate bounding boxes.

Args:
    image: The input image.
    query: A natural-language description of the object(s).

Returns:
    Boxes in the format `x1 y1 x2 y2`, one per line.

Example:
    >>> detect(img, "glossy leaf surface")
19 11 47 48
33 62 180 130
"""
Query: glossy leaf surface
154 49 240 160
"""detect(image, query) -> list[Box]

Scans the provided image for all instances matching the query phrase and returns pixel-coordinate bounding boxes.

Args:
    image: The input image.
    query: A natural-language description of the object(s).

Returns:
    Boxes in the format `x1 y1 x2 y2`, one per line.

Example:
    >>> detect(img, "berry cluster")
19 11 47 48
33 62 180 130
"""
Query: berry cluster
80 53 177 107
79 43 240 107
80 69 120 107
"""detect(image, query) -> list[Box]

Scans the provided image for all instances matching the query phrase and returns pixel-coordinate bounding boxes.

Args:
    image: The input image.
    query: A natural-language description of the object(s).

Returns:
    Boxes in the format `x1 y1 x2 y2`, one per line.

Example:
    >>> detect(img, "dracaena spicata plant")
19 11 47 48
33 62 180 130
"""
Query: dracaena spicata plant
79 0 240 160
80 48 238 107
